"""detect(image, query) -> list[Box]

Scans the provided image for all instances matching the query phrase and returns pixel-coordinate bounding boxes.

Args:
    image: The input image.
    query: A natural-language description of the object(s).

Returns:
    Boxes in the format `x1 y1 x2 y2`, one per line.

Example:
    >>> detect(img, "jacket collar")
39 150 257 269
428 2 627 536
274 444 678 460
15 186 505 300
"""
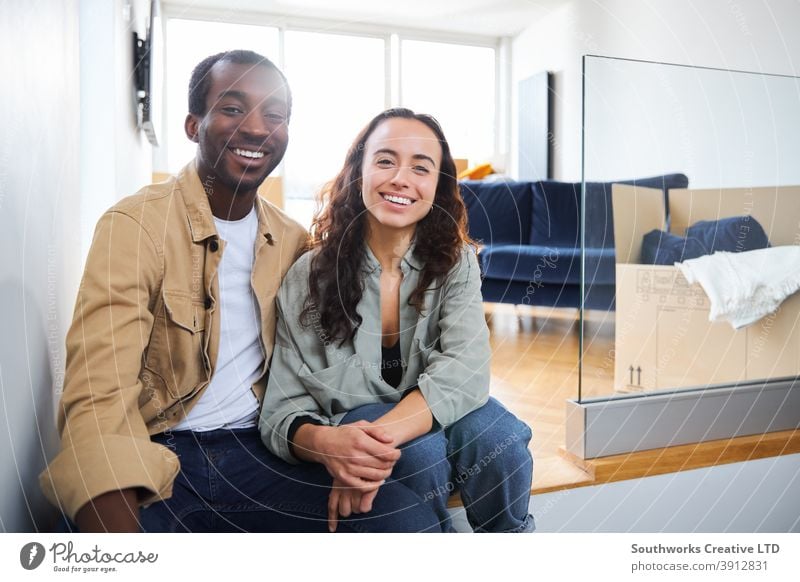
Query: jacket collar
363 240 424 274
178 161 274 244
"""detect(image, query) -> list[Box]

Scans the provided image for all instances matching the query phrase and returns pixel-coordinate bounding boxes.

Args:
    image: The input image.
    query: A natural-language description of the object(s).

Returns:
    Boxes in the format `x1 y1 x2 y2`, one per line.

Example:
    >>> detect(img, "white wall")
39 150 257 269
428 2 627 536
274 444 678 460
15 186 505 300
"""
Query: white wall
511 0 800 182
530 453 800 532
80 0 153 262
0 0 81 532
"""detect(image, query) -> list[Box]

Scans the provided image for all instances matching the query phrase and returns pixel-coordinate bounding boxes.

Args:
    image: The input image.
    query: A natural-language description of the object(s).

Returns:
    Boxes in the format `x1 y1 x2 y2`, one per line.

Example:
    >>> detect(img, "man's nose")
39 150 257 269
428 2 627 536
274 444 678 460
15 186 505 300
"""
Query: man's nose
239 111 269 139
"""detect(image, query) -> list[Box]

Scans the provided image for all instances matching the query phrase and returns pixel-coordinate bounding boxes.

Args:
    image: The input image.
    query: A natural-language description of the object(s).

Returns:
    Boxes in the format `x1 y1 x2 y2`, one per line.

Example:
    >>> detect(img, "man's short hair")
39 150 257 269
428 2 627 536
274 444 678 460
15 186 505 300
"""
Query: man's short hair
188 50 291 117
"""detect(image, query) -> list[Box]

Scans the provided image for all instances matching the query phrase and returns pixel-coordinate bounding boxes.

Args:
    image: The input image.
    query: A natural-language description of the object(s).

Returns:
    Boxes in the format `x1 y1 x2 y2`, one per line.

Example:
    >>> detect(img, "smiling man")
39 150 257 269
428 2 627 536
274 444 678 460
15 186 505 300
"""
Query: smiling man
39 50 439 533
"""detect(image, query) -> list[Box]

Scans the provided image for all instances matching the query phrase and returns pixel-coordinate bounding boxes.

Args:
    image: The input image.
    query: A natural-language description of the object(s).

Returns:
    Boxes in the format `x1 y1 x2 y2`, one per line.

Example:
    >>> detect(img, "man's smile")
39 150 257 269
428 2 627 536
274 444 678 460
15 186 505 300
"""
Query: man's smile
230 146 266 160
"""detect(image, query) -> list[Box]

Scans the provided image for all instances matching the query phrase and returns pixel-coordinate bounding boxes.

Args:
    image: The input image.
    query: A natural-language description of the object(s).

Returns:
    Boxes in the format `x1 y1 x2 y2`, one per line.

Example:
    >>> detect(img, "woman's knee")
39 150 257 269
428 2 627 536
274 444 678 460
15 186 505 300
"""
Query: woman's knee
395 428 449 478
447 397 533 451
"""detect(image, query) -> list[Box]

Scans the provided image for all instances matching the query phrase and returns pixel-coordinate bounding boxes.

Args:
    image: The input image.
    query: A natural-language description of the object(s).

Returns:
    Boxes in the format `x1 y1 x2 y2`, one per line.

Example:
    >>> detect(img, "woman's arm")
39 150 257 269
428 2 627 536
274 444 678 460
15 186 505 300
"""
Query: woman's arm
259 264 400 485
415 247 491 427
371 389 433 445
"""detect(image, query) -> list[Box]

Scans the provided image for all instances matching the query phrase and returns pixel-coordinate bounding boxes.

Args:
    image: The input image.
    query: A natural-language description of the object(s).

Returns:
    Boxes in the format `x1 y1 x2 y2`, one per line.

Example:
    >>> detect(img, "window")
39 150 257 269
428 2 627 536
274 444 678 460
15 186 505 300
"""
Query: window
282 31 386 200
162 17 498 226
164 19 279 173
401 40 496 166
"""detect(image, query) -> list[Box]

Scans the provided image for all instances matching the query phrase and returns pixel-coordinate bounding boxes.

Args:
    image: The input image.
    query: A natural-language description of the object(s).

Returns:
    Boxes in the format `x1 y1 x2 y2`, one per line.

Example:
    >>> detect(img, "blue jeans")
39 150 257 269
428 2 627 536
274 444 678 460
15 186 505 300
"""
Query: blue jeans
134 428 439 532
342 397 535 533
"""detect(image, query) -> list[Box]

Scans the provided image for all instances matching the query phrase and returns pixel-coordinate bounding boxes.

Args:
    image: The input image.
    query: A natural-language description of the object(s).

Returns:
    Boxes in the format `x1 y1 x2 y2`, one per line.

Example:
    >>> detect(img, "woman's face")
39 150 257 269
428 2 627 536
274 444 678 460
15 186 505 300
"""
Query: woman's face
360 117 442 237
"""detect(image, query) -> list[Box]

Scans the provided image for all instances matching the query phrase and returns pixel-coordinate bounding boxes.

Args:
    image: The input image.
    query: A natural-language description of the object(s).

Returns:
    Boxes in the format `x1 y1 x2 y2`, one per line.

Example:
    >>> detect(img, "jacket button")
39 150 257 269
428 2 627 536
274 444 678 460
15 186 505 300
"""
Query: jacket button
204 297 212 309
209 239 219 252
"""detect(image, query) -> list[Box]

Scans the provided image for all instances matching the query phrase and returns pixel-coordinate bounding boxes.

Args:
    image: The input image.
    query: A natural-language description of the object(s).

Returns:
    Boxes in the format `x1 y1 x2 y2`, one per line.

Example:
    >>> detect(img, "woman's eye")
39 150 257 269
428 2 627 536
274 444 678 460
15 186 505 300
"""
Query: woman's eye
376 159 394 167
413 165 430 174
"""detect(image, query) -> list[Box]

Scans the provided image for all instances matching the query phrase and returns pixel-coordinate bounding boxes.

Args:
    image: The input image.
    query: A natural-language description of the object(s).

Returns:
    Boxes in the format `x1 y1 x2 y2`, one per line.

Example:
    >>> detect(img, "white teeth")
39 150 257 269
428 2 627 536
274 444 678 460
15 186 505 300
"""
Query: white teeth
233 148 265 159
383 194 412 206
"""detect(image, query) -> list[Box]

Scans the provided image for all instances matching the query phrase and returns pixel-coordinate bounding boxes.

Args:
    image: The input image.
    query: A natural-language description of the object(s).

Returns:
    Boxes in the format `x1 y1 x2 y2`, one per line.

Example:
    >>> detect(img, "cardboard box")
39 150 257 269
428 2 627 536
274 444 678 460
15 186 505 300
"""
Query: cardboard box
612 184 800 393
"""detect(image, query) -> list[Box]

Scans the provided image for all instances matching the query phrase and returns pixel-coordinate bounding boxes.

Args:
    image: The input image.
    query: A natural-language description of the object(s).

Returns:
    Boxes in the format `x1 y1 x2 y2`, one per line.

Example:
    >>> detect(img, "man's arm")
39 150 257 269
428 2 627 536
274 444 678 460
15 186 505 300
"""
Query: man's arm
39 211 179 530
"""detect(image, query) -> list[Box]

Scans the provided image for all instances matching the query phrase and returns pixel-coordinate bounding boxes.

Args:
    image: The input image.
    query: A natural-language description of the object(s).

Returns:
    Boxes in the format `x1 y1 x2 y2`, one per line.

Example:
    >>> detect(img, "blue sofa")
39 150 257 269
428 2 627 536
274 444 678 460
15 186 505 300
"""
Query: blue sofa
460 174 689 310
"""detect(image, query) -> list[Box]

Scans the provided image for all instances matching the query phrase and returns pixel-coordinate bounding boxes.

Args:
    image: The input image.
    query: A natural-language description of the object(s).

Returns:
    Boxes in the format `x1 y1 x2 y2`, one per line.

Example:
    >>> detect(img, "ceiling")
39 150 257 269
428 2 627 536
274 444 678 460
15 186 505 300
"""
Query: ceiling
162 0 563 38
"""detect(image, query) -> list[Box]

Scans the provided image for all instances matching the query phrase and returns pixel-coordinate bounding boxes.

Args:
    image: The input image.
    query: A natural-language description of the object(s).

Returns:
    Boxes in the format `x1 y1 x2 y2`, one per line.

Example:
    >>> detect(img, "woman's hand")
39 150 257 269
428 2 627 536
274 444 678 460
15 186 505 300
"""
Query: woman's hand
327 477 382 532
307 421 400 488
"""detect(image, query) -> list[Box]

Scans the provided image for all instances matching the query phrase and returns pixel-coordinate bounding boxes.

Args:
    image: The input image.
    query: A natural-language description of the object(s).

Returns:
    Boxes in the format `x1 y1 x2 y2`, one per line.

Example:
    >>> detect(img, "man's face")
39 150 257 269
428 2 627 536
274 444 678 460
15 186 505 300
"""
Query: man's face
186 61 290 195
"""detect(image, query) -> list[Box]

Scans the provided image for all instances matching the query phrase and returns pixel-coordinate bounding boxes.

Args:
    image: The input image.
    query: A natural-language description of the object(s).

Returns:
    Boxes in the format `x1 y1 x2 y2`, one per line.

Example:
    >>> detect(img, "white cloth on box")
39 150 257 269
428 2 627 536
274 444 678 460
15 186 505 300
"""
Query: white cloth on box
676 246 800 329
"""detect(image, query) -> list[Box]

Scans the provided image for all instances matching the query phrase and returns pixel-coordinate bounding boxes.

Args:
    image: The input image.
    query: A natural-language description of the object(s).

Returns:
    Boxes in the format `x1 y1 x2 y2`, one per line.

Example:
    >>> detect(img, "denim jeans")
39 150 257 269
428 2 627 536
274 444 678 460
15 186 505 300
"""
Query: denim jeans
342 397 535 533
133 428 439 532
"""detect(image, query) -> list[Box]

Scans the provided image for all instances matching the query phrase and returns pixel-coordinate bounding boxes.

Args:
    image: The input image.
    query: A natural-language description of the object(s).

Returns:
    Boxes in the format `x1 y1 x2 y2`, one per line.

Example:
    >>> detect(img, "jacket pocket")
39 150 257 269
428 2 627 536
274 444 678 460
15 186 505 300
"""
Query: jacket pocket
296 354 371 414
143 292 208 399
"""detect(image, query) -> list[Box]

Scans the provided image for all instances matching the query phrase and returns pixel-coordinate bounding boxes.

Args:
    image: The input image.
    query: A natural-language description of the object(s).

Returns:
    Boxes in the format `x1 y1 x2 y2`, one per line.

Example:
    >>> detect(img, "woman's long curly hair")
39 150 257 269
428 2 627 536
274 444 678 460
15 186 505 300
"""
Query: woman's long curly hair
301 108 474 345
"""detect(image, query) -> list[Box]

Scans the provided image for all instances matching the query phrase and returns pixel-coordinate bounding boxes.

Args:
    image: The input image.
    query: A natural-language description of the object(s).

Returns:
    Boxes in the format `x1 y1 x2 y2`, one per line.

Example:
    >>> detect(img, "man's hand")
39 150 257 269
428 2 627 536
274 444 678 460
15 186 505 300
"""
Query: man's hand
74 489 141 533
327 478 382 533
295 421 400 488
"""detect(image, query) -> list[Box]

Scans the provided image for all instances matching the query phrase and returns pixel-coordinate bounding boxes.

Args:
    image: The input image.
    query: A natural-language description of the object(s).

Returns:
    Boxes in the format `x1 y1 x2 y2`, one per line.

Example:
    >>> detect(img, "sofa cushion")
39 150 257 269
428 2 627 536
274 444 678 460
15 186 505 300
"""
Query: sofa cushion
479 244 616 286
586 173 690 248
530 174 690 249
529 181 580 247
686 215 770 255
641 230 706 264
461 180 532 245
642 216 770 265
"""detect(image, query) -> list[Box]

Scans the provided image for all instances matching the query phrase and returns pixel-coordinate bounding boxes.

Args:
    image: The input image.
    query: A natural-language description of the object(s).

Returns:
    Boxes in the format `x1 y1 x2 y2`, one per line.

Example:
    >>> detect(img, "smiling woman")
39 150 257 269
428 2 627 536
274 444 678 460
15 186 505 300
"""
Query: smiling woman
360 117 441 236
259 108 535 533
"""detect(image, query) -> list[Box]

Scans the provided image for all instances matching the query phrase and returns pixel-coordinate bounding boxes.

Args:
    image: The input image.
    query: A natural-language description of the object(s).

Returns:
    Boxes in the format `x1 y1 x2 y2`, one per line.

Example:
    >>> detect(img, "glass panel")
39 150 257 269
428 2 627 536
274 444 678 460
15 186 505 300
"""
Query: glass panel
581 55 800 402
401 40 495 166
164 19 279 173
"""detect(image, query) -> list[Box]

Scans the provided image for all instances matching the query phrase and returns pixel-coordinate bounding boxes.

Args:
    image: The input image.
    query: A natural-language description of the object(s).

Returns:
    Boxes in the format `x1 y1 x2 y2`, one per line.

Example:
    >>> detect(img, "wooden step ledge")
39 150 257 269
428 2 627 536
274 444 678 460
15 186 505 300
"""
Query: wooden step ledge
556 429 800 490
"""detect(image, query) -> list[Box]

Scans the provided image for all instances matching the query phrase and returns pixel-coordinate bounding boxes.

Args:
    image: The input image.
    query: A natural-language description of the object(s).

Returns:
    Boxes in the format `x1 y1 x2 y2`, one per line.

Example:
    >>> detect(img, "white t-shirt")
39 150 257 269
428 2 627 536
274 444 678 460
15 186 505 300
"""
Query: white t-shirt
173 207 263 431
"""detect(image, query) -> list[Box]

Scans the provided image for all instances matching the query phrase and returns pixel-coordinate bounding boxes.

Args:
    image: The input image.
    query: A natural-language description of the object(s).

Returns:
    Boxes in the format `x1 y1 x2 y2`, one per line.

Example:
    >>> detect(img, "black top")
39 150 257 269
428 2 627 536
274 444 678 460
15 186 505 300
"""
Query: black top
381 341 403 389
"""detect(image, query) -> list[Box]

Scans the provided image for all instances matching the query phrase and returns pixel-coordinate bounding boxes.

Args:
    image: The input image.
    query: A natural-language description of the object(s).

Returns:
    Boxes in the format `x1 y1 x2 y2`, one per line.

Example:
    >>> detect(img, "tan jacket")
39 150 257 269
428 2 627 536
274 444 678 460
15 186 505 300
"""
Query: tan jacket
39 163 307 520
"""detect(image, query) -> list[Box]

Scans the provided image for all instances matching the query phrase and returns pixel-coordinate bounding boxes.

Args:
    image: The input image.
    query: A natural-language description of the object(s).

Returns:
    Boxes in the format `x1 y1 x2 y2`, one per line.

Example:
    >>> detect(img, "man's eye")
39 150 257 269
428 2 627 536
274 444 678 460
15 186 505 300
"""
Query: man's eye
266 113 287 123
221 106 243 115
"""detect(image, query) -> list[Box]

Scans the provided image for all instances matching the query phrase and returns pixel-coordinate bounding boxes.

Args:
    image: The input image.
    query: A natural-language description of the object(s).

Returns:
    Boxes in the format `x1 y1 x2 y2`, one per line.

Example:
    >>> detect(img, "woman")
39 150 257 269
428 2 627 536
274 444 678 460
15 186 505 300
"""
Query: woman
260 108 533 533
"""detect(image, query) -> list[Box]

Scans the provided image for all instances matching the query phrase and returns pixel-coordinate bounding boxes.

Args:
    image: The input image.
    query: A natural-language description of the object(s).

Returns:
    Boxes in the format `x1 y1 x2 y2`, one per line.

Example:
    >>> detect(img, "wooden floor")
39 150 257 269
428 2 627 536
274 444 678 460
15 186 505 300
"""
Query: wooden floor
484 303 610 492
486 303 800 494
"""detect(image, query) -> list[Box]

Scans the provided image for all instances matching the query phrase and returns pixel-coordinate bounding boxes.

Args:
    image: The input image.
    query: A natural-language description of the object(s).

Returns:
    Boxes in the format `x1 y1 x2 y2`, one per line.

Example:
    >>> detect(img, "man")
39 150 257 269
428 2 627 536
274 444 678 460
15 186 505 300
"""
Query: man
39 50 438 533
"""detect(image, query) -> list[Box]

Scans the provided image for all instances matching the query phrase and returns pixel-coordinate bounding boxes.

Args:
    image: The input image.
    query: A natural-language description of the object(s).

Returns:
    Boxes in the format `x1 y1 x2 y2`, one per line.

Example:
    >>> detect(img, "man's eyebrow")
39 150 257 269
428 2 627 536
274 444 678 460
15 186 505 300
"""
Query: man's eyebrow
217 89 247 101
373 148 437 167
216 90 287 108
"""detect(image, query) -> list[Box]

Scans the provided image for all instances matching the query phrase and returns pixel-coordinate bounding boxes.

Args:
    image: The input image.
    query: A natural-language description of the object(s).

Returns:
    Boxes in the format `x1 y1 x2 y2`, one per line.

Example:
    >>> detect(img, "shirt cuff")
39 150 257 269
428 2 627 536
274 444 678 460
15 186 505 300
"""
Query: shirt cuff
287 415 324 446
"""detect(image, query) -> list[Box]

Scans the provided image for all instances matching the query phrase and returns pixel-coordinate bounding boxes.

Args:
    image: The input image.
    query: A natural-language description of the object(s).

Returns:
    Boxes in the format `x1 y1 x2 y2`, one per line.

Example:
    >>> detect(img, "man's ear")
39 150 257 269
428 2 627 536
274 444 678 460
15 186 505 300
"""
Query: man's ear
185 114 200 143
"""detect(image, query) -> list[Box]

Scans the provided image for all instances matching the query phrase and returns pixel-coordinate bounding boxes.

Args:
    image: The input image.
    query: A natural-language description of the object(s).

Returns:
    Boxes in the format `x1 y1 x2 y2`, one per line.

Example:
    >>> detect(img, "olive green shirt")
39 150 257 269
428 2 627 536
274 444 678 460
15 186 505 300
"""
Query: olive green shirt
259 244 491 463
